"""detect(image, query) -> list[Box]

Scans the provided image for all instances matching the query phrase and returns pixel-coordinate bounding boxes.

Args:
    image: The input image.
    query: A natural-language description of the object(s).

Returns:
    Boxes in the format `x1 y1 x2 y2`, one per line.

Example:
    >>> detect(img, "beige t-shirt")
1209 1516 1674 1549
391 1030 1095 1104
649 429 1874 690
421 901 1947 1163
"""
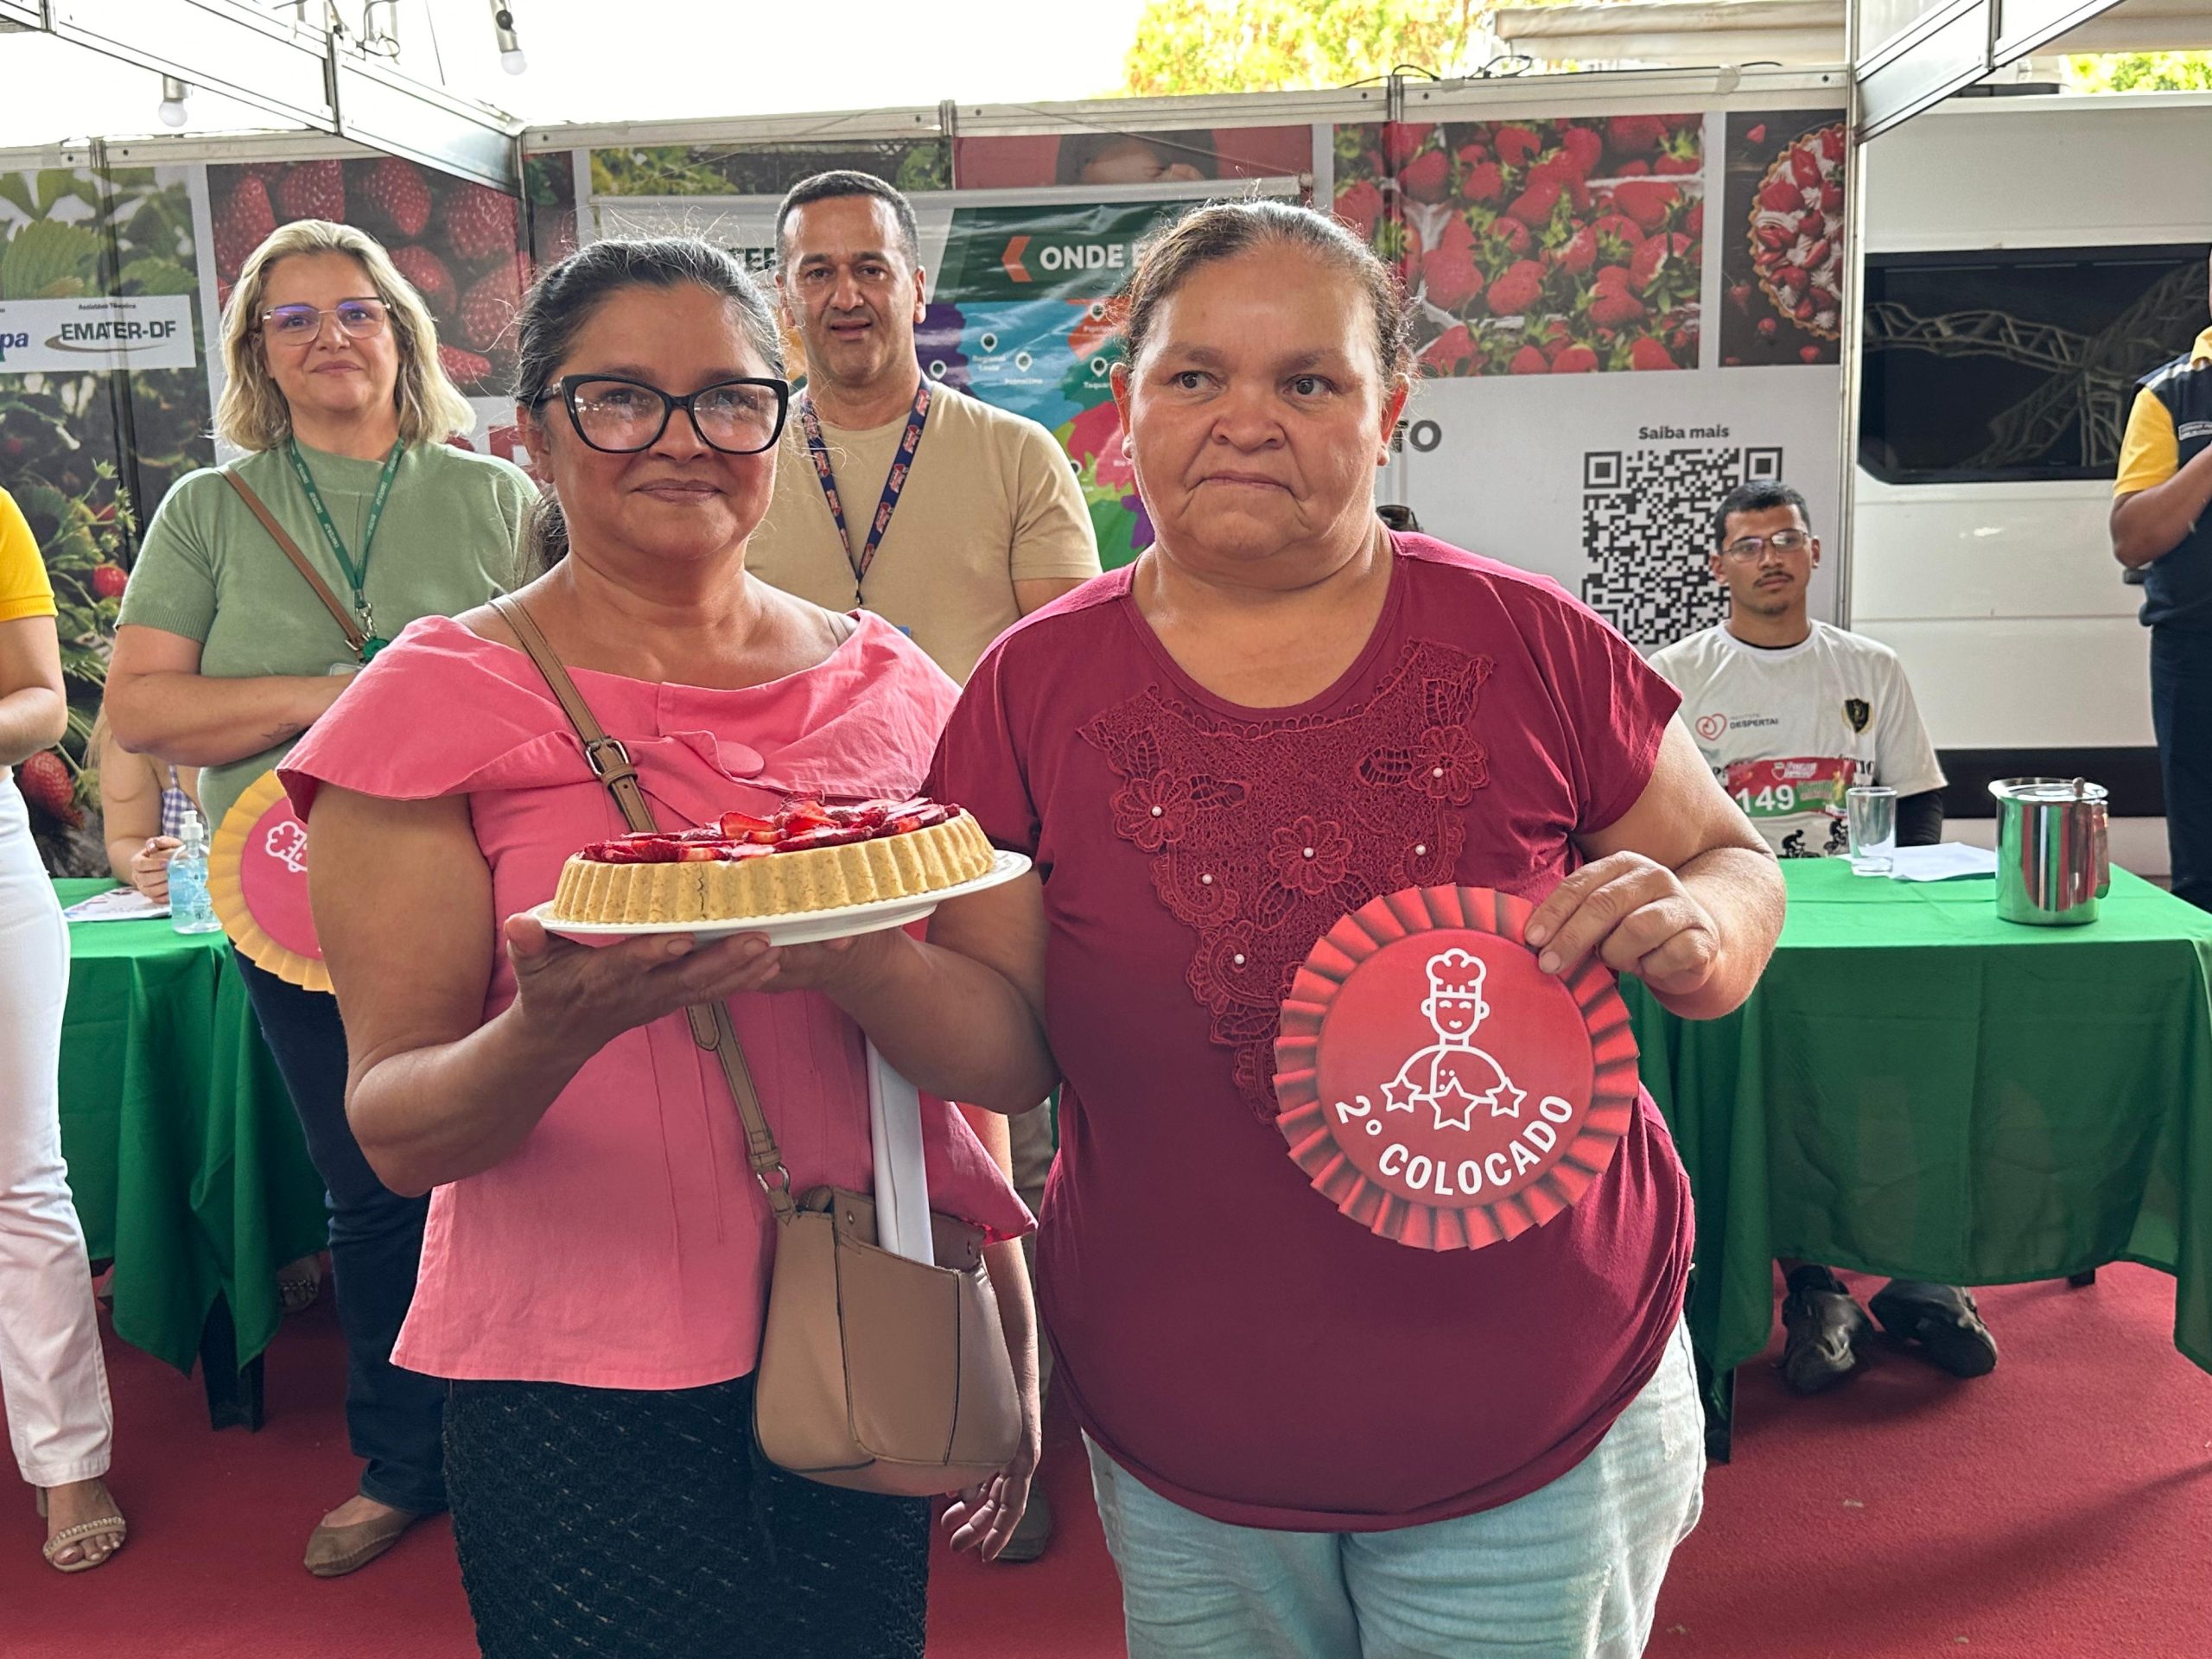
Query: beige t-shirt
747 380 1100 683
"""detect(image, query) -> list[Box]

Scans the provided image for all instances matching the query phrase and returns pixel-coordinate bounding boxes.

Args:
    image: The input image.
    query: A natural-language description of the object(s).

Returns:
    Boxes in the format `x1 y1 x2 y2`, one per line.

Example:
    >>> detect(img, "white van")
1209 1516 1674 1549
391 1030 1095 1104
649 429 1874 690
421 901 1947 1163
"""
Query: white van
1854 91 2212 879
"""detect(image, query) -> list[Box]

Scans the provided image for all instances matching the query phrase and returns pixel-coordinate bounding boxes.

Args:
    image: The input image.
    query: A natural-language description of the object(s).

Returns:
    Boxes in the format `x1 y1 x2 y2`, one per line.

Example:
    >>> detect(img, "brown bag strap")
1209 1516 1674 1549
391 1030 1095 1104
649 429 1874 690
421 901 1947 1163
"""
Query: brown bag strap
489 594 798 1221
221 468 367 655
492 593 650 822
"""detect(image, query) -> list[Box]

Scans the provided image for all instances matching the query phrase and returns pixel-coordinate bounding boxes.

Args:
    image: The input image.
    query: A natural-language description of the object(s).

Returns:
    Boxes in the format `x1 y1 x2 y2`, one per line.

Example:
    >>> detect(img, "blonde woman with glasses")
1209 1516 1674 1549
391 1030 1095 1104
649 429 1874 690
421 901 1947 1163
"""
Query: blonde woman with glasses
106 218 535 1578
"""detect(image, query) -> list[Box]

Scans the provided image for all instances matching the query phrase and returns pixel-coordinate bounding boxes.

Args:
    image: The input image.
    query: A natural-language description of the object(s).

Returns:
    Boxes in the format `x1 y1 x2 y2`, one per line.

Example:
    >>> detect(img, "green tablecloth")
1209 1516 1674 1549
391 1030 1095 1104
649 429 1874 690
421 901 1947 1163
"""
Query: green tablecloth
55 879 327 1377
1625 860 2212 1432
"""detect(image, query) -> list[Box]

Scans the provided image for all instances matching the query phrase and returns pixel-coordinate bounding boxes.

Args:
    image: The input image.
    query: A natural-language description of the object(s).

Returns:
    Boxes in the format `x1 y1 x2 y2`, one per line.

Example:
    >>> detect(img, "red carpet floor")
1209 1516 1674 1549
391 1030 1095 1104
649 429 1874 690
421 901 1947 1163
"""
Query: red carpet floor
4 1264 2208 1656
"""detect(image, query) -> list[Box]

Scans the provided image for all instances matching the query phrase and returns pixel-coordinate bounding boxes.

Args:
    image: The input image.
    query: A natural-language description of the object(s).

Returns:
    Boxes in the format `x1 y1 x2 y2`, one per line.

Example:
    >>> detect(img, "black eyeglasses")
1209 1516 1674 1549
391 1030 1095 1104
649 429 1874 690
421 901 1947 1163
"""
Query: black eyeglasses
539 374 791 455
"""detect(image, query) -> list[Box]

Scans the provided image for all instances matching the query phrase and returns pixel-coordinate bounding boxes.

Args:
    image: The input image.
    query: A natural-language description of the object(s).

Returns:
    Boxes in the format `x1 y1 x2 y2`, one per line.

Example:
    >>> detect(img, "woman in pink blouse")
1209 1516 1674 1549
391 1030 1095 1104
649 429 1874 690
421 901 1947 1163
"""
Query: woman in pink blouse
918 202 1785 1656
280 238 1040 1658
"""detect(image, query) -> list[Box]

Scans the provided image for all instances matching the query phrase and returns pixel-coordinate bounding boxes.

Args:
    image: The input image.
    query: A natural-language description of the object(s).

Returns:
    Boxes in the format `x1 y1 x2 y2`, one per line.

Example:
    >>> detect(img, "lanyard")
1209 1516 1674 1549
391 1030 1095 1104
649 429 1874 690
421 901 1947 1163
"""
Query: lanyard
798 380 931 599
286 437 404 660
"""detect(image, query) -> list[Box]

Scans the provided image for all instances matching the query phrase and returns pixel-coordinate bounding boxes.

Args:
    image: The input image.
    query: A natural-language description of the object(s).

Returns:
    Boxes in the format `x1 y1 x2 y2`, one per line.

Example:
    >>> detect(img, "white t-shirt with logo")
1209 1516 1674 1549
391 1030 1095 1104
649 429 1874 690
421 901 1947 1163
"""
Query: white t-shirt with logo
1648 621 1945 858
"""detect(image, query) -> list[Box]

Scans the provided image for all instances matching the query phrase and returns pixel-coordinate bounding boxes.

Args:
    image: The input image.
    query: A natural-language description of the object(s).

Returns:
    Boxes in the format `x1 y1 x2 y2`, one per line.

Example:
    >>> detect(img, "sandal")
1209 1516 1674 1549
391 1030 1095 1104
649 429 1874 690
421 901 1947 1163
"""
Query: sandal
37 1484 128 1573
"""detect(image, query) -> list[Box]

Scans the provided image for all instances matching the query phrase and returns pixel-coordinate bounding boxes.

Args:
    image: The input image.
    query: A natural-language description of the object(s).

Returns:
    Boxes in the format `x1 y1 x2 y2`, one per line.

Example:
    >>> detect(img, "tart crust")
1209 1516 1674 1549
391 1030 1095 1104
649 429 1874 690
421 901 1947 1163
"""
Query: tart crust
549 810 996 925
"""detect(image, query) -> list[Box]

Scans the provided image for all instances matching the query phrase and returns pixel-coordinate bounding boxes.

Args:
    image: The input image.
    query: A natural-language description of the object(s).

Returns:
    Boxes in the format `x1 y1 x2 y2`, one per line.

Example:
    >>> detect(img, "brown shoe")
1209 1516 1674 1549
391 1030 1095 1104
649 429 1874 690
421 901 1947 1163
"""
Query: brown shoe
304 1503 423 1578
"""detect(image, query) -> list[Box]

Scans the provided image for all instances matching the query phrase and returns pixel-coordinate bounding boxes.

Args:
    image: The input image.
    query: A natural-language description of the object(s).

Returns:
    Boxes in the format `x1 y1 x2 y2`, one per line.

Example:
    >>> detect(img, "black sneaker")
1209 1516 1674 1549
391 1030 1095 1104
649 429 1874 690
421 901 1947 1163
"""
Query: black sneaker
994 1482 1052 1564
1779 1268 1873 1395
1869 1281 1999 1379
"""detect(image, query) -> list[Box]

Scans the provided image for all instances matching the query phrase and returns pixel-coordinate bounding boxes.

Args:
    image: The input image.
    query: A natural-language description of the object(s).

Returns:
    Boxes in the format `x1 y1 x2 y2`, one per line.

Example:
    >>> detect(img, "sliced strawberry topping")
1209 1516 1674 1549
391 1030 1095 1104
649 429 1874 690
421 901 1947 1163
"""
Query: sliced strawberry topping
719 810 776 839
886 803 954 834
578 799 964 861
582 834 688 863
777 823 878 851
836 802 893 830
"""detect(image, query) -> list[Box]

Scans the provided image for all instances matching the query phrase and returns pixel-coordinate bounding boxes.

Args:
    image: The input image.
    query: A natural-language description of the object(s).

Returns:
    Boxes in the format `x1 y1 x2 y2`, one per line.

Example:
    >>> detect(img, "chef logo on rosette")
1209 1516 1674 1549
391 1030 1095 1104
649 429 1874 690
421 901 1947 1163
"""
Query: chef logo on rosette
1274 886 1639 1251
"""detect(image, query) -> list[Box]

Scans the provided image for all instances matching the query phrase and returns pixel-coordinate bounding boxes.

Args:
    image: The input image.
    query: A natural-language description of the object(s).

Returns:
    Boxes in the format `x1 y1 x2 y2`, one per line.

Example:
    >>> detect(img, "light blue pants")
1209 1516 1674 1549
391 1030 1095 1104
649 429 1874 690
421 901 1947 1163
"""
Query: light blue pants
1086 1320 1704 1659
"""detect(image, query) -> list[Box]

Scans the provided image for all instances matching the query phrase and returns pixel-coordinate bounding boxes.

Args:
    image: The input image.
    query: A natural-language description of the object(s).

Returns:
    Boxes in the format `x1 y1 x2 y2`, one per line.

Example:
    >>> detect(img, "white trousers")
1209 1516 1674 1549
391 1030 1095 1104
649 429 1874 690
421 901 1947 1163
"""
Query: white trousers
0 776 111 1486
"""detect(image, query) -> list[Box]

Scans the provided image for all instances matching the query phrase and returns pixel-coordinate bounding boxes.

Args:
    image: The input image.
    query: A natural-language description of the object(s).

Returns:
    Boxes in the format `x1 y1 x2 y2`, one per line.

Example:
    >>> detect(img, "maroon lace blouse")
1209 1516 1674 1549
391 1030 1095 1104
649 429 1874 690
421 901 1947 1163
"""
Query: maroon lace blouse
930 535 1694 1530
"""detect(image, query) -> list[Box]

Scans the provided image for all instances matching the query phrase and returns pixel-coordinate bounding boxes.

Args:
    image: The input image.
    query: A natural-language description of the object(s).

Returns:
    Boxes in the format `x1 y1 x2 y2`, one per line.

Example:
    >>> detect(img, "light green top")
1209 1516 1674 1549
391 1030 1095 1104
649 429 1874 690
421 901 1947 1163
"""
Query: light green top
119 439 536 829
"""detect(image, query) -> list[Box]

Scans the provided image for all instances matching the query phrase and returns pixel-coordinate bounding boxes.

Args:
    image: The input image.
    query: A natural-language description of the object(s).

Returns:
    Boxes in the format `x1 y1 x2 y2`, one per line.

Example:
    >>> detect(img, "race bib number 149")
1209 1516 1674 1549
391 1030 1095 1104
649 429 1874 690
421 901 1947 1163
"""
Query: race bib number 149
1722 756 1856 820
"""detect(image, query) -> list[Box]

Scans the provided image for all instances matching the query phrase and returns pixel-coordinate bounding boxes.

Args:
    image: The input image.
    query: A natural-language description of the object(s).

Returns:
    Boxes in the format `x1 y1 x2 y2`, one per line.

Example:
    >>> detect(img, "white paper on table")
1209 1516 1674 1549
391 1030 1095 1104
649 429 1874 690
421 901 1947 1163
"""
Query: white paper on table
61 887 169 923
1885 842 1999 882
867 1041 936 1266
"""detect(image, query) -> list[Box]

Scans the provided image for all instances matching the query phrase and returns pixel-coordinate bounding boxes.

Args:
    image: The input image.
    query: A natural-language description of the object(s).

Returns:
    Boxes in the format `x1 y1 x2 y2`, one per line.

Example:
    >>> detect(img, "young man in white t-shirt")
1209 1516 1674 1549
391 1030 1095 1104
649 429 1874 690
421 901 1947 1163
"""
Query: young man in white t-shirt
1650 480 1999 1394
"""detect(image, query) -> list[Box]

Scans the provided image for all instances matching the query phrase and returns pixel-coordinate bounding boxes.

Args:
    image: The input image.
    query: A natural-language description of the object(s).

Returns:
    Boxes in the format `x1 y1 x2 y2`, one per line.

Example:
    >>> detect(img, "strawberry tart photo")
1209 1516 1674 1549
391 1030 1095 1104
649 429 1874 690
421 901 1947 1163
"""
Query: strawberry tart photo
1717 111 1847 368
1332 112 1706 378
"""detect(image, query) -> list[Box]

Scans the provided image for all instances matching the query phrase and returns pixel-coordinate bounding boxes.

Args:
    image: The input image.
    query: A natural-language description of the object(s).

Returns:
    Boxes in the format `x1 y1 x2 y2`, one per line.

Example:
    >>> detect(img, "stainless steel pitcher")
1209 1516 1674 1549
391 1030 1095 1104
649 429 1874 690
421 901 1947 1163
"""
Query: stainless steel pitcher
1989 778 2110 926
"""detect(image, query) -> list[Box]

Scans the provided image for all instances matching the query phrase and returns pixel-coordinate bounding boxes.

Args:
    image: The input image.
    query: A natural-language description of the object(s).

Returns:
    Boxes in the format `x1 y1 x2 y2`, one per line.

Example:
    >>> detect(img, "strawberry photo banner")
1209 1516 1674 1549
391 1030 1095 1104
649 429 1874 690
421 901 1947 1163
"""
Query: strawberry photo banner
1335 103 1851 652
1337 113 1711 380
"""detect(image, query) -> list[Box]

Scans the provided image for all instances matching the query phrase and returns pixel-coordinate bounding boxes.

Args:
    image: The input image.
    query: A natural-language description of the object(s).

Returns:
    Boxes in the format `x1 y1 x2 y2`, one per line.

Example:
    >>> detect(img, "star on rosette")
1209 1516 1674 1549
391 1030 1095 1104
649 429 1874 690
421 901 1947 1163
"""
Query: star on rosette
1431 1072 1483 1132
1271 885 1642 1254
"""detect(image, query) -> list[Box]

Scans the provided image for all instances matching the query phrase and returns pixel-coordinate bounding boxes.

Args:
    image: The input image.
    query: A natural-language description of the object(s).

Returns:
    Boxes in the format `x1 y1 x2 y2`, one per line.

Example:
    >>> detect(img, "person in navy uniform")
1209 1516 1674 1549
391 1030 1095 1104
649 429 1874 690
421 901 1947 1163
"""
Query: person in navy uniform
2112 250 2212 912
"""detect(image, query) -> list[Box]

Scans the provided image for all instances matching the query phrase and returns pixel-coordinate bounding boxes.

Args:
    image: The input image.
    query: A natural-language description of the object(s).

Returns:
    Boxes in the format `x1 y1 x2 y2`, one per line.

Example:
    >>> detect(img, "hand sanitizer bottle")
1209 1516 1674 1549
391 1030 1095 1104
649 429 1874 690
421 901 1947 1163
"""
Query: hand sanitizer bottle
168 813 222 934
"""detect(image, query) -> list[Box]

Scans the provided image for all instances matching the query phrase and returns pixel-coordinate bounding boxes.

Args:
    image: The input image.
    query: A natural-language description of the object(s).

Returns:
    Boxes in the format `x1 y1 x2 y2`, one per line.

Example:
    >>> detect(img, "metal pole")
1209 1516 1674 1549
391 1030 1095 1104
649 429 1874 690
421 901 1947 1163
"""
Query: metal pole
1836 3 1866 631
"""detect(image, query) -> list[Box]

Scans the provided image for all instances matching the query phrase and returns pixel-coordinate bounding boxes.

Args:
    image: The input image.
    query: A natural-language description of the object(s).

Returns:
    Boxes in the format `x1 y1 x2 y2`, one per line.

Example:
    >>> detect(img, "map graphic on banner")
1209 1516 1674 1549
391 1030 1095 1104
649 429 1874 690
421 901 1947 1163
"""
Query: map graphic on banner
589 191 1214 571
925 201 1184 569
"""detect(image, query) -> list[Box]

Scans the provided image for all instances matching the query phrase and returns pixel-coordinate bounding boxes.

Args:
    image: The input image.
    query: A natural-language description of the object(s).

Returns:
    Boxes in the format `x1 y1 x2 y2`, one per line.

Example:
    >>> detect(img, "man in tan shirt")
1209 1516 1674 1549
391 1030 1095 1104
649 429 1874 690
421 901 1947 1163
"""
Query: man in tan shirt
750 169 1098 1561
748 170 1100 683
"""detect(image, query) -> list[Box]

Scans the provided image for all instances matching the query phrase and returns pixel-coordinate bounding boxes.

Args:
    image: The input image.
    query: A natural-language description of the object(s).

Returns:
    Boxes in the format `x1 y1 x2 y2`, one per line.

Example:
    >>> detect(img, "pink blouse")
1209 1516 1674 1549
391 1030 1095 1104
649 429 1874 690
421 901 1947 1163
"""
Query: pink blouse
281 612 1030 1390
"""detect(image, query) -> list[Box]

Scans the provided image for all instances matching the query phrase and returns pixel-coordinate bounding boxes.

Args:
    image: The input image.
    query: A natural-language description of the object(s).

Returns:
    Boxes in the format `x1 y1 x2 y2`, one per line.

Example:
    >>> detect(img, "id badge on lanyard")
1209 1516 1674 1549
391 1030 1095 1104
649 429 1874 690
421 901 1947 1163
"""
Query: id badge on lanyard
798 381 931 605
286 437 402 662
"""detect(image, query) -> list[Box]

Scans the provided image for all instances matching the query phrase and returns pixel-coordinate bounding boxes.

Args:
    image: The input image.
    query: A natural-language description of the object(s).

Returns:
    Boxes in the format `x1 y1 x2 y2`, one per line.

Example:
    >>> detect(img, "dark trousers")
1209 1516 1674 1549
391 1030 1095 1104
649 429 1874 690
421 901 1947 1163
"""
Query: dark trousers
235 952 445 1512
446 1372 929 1658
2152 626 2212 912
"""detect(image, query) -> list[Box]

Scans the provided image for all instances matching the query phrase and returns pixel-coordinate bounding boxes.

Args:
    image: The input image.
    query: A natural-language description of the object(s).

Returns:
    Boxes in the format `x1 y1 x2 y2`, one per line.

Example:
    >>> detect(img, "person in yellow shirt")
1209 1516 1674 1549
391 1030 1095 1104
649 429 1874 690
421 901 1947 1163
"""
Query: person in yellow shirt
0 484 128 1571
2112 251 2212 911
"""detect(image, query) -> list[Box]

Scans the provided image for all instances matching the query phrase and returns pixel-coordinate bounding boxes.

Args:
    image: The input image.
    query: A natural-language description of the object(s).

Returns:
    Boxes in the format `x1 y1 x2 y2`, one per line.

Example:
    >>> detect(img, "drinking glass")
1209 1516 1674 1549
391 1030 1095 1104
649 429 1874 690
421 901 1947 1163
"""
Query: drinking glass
1846 785 1897 874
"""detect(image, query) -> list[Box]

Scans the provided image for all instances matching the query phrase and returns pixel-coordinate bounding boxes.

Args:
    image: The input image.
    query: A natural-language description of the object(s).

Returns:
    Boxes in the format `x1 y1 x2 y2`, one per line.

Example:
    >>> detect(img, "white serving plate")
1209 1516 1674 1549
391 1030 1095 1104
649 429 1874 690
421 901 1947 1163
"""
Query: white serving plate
524 849 1032 946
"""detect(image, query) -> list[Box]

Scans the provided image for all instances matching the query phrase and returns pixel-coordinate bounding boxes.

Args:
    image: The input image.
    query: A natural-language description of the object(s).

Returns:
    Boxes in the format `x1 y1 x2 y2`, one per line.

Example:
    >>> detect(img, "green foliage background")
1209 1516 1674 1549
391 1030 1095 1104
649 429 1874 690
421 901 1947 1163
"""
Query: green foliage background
1122 0 1484 94
589 141 952 199
0 165 213 874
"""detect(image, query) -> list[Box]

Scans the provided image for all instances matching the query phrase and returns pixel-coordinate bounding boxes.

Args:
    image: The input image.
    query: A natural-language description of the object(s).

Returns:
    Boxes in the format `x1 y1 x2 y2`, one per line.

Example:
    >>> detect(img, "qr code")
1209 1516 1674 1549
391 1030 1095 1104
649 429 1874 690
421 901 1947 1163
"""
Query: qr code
1580 446 1783 650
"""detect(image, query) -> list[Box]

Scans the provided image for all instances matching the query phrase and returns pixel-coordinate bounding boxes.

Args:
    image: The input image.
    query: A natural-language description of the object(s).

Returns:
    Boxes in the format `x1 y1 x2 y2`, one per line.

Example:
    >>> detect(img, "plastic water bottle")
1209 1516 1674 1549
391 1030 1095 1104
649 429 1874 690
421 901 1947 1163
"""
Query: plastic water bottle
168 813 221 934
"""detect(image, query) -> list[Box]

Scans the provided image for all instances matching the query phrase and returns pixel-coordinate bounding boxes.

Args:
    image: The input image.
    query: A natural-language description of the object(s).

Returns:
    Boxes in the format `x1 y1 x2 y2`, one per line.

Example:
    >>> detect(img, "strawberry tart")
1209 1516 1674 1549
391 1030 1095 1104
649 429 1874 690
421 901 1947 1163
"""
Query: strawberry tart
548 798 996 925
1748 121 1845 340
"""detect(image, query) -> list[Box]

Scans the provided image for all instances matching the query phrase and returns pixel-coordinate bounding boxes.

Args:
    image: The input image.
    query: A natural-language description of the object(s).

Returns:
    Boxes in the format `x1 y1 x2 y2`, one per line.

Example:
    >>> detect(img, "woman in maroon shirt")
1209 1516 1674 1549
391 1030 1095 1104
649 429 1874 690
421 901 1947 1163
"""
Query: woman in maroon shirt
754 200 1783 1652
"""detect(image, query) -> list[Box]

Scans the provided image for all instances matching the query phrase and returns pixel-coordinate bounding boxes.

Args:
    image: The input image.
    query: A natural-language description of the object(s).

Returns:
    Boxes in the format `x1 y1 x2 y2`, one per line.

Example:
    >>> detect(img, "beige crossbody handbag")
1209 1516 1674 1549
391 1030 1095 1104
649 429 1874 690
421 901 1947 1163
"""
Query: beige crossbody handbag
492 595 1021 1497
